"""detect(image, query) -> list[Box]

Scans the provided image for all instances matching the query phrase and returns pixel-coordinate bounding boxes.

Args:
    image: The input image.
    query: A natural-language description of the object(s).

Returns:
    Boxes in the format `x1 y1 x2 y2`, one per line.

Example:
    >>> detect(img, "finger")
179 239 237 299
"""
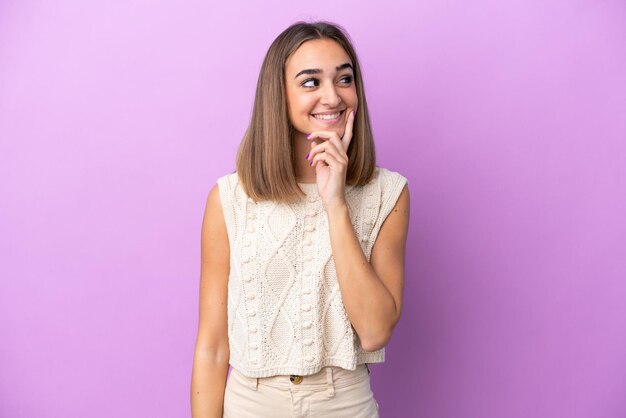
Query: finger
306 138 326 163
312 149 341 169
326 134 347 158
341 109 356 151
307 140 319 165
306 131 339 142
307 140 348 166
308 131 345 157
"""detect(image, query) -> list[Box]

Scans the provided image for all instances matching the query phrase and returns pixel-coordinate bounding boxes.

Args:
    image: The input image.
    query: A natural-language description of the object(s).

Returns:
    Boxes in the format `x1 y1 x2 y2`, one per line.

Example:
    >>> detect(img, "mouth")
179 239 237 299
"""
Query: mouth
310 109 346 124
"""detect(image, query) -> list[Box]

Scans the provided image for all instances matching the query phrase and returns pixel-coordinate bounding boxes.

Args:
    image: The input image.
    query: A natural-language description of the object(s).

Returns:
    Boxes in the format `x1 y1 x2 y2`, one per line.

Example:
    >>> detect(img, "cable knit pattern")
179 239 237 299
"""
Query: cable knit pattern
216 166 408 378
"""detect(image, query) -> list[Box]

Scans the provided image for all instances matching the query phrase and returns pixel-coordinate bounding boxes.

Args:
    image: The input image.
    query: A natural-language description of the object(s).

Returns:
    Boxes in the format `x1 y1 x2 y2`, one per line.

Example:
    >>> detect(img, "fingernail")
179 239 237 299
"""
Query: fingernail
306 133 311 138
310 161 313 166
352 110 356 117
305 153 309 159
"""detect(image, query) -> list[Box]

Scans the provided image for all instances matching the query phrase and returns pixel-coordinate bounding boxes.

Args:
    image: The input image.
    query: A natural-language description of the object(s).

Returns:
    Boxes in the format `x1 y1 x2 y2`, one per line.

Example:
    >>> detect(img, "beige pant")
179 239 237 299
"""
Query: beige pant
222 364 379 418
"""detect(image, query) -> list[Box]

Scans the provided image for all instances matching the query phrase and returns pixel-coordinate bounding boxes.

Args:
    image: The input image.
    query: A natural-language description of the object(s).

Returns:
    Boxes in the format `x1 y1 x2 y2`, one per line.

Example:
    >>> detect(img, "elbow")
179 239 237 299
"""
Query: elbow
360 310 403 352
359 308 401 352
193 340 230 364
360 329 393 353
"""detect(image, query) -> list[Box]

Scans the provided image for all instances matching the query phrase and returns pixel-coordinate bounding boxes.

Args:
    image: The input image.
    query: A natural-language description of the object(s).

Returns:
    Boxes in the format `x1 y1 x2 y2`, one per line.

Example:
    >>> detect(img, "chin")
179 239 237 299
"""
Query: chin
309 124 343 132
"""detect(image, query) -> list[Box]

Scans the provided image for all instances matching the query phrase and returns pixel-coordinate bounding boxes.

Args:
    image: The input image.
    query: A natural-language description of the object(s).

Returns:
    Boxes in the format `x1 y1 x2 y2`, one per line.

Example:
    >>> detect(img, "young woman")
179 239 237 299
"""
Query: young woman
191 21 410 418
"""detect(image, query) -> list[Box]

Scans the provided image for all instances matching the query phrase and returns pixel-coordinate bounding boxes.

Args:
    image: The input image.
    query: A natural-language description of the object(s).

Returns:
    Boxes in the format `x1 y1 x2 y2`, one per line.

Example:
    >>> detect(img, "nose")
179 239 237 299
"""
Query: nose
319 83 342 107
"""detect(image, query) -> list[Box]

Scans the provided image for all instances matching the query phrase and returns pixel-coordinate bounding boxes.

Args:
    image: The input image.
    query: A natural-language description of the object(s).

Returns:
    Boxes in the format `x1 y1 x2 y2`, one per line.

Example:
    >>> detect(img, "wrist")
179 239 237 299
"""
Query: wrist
324 200 349 218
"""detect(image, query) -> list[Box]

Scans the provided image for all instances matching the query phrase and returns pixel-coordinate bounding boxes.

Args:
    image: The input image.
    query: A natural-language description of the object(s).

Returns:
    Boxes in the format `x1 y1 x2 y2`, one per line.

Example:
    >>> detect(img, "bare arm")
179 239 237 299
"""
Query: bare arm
190 183 231 418
325 185 410 352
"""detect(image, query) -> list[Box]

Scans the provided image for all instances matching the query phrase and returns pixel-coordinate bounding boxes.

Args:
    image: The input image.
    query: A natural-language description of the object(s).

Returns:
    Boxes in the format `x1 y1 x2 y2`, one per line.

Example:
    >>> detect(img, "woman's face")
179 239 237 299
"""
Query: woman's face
284 39 358 138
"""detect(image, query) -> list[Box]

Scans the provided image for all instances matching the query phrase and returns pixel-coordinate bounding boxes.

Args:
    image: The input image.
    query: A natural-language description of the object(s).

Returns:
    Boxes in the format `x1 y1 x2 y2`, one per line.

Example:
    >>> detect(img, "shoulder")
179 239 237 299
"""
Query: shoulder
371 167 410 245
204 182 225 223
374 166 410 228
374 166 409 187
216 170 239 188
210 171 254 234
214 171 242 203
203 175 234 249
372 166 409 206
199 185 229 262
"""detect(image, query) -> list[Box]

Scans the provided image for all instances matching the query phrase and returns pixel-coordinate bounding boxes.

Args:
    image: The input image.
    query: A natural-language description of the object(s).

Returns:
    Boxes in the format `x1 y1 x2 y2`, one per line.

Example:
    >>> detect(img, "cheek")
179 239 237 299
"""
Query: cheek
296 97 316 115
287 96 309 117
346 90 358 107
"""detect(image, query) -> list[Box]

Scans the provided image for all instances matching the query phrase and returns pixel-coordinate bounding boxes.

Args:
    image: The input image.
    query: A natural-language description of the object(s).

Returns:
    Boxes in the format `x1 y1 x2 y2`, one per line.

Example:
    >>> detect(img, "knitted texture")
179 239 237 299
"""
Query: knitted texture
216 166 408 378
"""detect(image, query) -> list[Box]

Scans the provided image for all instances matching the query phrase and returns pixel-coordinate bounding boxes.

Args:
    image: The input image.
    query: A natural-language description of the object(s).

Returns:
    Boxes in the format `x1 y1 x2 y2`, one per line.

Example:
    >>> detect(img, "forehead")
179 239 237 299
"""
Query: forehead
285 39 352 74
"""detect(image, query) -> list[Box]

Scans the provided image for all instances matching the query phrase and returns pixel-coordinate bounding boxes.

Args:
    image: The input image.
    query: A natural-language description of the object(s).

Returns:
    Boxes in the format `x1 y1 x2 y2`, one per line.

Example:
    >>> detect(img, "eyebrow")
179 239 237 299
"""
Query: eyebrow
294 63 353 79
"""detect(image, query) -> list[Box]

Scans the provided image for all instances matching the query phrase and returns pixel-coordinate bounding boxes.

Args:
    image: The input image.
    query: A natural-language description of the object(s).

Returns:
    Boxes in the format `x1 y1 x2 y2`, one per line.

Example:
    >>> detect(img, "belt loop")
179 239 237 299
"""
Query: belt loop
253 376 258 391
326 367 335 398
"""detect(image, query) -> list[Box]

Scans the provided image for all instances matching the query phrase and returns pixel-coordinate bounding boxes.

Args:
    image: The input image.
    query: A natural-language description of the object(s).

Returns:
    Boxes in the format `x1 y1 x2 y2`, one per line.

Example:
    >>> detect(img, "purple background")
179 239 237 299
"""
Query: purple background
1 1 625 417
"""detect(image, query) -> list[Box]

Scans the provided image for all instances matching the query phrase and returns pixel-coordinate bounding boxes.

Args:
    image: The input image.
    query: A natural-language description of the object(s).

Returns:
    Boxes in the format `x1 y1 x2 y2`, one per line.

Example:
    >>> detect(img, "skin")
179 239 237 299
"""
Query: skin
285 38 358 187
286 38 410 350
190 184 230 418
191 38 410 417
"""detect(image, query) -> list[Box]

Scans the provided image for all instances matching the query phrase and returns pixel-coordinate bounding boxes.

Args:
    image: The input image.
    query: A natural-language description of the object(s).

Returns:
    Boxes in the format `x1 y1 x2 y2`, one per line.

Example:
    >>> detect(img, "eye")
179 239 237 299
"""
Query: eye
340 75 353 84
301 78 319 88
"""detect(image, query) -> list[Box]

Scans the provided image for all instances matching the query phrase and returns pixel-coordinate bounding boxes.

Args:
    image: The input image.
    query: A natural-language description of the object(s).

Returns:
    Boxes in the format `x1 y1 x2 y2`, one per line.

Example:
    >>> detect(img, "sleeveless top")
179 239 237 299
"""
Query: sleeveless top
216 166 408 378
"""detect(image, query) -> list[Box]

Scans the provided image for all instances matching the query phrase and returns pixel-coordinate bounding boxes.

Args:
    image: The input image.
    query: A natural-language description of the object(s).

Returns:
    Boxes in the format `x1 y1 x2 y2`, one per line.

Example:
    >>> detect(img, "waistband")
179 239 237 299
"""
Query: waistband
230 364 371 398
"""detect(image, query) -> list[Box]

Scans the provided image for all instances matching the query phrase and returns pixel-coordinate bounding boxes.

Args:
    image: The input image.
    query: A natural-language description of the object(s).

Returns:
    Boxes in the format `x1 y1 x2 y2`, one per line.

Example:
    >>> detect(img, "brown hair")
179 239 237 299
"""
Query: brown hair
235 21 377 203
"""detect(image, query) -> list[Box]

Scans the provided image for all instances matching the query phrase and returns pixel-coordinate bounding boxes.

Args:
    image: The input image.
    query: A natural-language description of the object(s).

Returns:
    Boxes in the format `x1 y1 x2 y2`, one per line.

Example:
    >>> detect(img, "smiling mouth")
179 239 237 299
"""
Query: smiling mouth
311 110 345 121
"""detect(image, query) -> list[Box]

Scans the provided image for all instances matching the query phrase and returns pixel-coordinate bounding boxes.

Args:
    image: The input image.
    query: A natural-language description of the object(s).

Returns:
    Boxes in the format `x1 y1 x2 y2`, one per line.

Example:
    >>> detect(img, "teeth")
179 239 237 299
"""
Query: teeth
313 112 341 120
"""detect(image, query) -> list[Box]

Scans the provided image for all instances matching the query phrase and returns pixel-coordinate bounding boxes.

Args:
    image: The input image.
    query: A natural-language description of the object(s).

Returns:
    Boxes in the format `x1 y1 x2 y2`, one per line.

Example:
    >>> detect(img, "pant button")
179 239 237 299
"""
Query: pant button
290 375 303 384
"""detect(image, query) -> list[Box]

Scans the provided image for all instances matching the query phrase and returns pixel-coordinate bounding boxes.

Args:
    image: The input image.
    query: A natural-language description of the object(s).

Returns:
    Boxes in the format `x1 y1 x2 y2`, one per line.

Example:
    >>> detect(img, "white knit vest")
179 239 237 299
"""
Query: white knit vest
216 166 408 377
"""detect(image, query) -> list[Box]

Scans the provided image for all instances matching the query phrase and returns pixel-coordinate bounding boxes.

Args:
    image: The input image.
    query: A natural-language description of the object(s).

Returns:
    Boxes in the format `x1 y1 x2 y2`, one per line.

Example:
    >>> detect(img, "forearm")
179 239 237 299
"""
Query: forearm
190 347 230 418
326 203 398 351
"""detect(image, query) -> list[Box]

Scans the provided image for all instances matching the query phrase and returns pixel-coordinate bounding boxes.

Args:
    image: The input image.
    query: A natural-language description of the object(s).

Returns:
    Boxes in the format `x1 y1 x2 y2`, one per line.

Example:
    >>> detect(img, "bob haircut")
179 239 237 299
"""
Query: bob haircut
235 21 377 203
